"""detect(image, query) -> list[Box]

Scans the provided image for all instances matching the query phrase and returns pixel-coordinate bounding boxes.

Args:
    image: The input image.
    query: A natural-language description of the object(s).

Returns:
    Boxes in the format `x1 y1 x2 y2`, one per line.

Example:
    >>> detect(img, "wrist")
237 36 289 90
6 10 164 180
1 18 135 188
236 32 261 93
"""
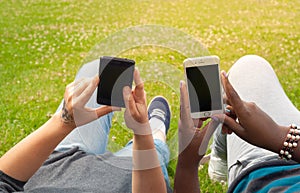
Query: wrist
54 111 76 132
273 125 290 154
133 133 155 150
60 100 75 125
131 122 152 136
177 154 202 169
278 124 300 160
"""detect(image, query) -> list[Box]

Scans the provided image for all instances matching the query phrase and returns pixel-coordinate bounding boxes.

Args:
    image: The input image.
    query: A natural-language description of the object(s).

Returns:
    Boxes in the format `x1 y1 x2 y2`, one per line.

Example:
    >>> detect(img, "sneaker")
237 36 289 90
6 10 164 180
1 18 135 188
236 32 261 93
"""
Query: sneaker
147 96 171 135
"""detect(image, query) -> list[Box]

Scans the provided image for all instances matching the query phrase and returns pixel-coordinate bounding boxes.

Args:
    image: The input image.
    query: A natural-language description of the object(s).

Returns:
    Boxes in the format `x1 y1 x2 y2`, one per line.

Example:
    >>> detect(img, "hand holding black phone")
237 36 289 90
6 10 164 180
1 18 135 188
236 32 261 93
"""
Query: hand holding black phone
97 56 135 108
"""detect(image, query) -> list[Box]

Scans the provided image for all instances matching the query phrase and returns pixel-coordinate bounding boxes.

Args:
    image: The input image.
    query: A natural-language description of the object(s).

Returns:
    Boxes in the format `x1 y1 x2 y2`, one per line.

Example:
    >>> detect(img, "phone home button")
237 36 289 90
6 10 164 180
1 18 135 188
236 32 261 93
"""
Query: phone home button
204 112 211 117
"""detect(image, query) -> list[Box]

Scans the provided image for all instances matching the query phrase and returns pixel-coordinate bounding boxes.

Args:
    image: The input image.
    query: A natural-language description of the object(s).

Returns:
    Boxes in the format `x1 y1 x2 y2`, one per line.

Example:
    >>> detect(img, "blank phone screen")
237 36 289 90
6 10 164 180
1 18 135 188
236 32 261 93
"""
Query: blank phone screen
186 64 222 113
97 57 135 107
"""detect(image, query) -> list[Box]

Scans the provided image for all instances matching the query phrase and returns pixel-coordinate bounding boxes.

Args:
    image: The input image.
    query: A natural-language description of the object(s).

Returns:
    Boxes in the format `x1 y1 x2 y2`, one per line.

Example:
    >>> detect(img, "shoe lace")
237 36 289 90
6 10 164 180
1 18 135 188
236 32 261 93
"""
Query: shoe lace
150 109 166 121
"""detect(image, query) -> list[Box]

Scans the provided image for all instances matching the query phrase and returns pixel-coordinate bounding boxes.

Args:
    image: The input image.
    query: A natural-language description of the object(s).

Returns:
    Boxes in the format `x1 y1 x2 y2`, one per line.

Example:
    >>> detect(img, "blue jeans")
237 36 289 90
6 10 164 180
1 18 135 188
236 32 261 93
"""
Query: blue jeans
55 59 170 185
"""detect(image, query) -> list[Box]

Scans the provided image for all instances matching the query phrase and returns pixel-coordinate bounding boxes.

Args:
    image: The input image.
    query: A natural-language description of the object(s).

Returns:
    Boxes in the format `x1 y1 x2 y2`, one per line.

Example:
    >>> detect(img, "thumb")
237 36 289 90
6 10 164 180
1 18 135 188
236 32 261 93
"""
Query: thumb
214 114 244 135
198 118 220 155
95 106 121 118
179 80 192 124
123 86 132 109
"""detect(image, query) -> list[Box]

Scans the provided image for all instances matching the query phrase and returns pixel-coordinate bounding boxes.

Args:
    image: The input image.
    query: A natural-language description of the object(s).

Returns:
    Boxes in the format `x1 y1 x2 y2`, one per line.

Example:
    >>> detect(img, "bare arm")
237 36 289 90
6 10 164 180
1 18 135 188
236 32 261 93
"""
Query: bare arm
174 81 220 193
0 76 115 182
174 157 200 193
123 69 166 193
132 134 166 193
0 112 74 182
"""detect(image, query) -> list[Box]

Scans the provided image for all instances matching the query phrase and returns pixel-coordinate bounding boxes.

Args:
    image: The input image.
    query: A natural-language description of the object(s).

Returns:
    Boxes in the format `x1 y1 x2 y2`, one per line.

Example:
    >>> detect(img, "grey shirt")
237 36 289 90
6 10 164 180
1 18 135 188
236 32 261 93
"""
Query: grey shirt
0 147 172 193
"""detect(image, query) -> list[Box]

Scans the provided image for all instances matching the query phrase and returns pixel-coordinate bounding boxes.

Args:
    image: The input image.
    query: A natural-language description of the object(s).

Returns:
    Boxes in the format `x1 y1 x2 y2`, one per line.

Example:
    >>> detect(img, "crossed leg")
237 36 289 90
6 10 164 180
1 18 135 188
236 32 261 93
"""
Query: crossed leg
209 55 300 185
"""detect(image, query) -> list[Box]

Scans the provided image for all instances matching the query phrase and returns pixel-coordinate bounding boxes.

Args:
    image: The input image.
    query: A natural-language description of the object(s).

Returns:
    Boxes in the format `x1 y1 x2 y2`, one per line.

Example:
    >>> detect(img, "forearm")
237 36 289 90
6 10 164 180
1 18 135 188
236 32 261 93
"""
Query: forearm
132 130 166 193
0 112 74 181
174 157 200 193
254 124 300 163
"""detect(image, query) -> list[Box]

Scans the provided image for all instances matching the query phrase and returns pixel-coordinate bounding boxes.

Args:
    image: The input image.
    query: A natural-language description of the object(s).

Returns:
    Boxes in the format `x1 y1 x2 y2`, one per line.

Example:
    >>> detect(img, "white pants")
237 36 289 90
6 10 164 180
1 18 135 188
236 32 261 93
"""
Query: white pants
209 55 300 185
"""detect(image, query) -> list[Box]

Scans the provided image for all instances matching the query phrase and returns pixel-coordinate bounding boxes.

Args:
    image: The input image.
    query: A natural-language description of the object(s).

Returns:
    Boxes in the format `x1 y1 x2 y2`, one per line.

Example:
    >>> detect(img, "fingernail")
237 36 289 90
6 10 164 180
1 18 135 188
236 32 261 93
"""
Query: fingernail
222 71 228 78
94 76 99 85
211 116 219 122
180 80 184 88
225 108 231 113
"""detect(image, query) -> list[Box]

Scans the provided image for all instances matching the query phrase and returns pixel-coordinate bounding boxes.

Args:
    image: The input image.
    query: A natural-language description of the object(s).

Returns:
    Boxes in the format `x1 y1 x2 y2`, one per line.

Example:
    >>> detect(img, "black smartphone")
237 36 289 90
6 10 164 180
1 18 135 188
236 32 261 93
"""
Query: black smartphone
97 56 135 107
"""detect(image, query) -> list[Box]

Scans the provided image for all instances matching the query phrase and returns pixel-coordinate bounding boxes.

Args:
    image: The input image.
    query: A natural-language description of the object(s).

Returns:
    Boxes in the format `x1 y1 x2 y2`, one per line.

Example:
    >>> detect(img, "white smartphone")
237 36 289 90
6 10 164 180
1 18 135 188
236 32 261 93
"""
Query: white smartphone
184 55 224 118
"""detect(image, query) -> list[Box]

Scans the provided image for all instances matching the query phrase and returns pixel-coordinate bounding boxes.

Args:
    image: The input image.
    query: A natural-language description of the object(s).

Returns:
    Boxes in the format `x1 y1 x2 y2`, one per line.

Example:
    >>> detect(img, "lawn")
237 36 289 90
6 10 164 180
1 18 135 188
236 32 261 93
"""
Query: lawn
0 0 299 192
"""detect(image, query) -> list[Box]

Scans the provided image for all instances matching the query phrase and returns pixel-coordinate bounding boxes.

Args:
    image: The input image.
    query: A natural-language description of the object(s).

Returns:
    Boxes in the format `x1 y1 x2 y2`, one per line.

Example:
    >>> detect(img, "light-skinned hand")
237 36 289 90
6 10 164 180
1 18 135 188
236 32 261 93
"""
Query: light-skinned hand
63 76 120 127
123 69 151 135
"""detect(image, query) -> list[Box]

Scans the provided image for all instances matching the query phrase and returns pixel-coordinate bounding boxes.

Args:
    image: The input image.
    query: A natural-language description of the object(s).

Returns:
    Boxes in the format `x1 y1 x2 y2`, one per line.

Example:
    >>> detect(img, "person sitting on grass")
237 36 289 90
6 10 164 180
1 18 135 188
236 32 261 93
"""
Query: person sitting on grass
0 59 172 193
174 55 300 193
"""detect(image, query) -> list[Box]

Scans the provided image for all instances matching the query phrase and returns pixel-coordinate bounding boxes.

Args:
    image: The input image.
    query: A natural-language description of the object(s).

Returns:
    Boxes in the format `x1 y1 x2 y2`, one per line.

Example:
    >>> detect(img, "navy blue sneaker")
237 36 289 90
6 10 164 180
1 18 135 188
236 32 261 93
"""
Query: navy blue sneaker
147 96 171 135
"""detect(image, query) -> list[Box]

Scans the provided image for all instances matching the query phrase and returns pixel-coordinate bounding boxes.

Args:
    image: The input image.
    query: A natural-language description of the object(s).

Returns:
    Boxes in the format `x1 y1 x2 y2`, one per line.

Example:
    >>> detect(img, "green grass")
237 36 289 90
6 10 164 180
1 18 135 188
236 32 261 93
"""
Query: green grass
0 0 299 192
